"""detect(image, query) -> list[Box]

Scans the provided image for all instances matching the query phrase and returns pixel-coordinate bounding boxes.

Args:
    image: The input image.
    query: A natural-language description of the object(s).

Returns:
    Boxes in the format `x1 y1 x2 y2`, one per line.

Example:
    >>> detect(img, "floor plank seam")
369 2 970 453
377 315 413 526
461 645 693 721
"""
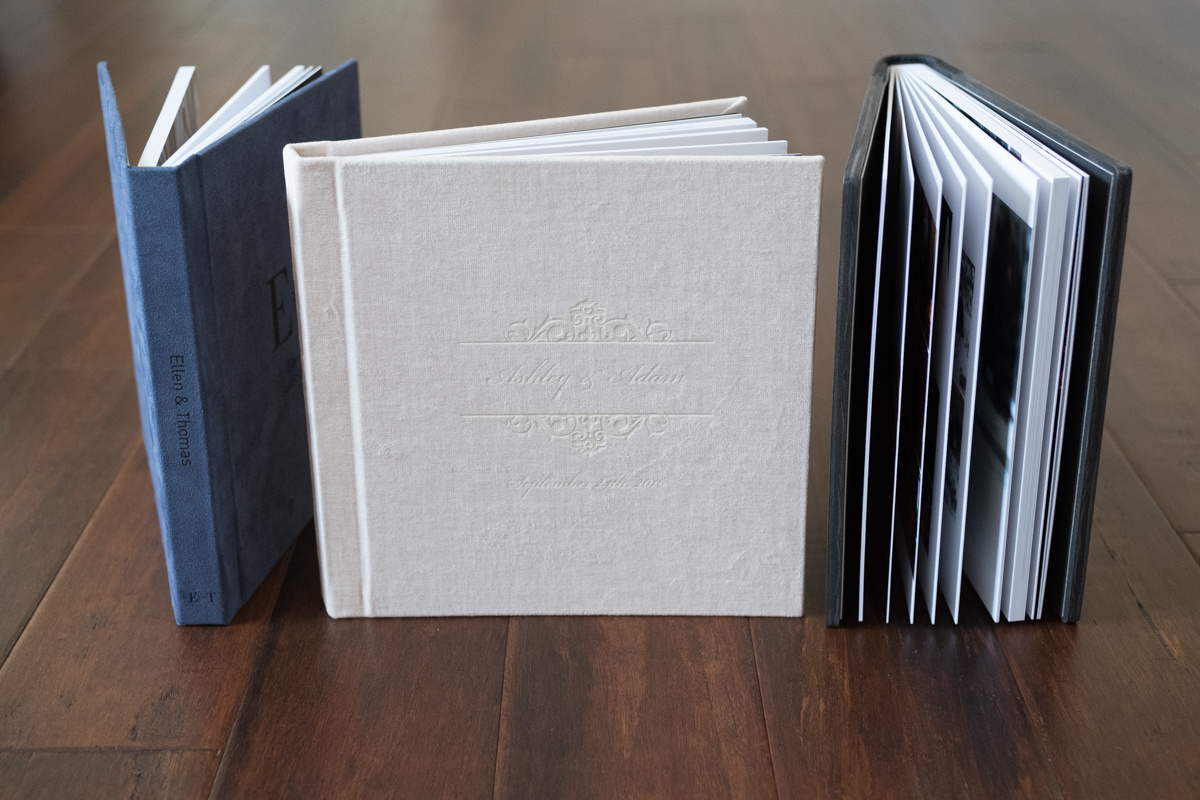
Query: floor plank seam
0 436 142 671
0 224 116 235
1122 578 1182 660
1103 427 1200 551
1055 42 1200 176
490 616 514 800
989 630 1069 799
0 746 223 754
1127 240 1200 327
746 620 781 800
1101 425 1180 537
2 227 116 372
0 364 134 375
203 546 297 800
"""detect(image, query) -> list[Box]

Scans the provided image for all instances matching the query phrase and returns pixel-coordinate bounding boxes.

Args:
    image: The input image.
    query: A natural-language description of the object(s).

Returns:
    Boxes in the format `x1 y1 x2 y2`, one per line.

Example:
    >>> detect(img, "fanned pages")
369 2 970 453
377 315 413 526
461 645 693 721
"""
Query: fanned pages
163 65 272 166
826 55 1130 626
138 66 197 166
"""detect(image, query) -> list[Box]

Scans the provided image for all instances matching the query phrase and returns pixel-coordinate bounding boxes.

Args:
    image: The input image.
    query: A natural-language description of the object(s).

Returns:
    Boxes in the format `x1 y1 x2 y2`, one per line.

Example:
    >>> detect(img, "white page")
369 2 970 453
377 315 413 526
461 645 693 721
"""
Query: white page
164 65 272 166
430 127 770 156
992 139 1066 622
886 79 917 623
390 115 757 156
1037 173 1089 617
892 77 943 623
907 66 1078 620
898 72 1039 623
907 78 995 623
1026 169 1084 616
858 76 897 621
903 74 967 624
977 128 1090 619
539 140 787 156
138 66 197 167
556 140 788 155
903 67 1088 608
189 65 317 157
409 115 756 152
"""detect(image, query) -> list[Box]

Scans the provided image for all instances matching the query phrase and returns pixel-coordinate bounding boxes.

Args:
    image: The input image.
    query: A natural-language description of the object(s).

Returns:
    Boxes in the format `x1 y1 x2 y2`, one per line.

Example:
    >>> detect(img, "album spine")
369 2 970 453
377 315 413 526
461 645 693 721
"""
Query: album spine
118 165 229 624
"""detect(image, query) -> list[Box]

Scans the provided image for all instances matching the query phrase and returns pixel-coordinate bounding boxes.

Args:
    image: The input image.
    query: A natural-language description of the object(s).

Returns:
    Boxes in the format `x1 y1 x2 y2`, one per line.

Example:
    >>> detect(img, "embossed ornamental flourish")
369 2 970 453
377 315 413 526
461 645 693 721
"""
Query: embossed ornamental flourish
508 414 670 454
506 300 673 343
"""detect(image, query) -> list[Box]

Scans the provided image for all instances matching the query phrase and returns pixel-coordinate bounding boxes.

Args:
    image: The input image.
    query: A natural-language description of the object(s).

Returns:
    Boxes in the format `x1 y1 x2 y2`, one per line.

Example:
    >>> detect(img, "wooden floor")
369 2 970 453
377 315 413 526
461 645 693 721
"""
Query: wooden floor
1 0 1199 796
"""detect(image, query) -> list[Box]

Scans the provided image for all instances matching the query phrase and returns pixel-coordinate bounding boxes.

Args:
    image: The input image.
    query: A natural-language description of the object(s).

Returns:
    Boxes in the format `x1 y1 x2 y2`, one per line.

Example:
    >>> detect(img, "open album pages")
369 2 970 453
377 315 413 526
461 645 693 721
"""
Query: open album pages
138 64 321 167
283 99 822 617
857 65 1088 623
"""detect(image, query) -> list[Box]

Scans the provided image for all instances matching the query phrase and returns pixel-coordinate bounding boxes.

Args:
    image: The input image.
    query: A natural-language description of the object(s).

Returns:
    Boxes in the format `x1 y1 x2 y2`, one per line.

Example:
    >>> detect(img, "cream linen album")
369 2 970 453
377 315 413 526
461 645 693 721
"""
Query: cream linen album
283 98 823 617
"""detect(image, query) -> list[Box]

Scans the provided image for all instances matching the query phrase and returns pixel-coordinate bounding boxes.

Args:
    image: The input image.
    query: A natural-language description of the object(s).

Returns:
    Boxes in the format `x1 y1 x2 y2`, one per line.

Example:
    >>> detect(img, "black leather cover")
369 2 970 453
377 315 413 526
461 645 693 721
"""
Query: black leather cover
826 55 1132 625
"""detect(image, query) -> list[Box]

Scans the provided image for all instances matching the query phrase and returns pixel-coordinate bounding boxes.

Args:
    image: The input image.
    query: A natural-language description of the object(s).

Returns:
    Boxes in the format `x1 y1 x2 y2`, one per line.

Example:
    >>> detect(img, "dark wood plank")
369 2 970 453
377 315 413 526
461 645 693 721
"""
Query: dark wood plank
0 448 288 749
742 0 961 85
494 617 777 800
0 0 140 203
1183 533 1200 566
1047 0 1200 162
0 228 112 369
995 433 1200 798
209 530 508 799
0 1 302 228
0 749 219 800
909 0 1052 51
13 239 132 369
258 0 451 137
0 0 276 168
435 0 573 127
752 613 1060 799
0 114 119 228
1102 249 1200 532
0 0 1197 797
0 366 140 662
1177 278 1200 319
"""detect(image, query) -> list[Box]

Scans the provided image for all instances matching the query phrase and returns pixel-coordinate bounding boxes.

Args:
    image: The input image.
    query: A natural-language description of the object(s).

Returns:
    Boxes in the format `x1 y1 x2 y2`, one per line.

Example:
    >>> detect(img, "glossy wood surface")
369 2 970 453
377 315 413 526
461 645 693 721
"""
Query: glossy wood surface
1 0 1198 796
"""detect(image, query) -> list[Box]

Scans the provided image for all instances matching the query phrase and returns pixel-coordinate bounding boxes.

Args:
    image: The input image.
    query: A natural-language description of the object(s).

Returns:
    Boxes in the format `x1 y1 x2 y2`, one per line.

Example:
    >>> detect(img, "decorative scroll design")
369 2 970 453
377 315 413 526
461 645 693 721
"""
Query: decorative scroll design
505 413 672 455
505 300 673 343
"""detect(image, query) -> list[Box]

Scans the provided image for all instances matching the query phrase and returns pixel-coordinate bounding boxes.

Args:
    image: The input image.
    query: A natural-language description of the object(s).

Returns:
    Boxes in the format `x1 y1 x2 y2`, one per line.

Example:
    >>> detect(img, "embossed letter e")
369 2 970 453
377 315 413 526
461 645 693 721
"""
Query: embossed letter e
267 268 293 350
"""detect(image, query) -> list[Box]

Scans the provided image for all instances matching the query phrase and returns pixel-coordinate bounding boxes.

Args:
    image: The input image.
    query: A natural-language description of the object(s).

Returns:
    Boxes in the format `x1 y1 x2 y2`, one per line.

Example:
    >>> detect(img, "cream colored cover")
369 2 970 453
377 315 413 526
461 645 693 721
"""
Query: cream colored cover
284 99 823 617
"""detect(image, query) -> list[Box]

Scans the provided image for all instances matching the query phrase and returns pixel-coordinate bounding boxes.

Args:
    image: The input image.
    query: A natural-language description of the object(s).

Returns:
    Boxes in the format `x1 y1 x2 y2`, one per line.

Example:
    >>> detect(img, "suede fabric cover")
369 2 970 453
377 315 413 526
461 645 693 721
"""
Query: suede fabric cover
98 60 361 624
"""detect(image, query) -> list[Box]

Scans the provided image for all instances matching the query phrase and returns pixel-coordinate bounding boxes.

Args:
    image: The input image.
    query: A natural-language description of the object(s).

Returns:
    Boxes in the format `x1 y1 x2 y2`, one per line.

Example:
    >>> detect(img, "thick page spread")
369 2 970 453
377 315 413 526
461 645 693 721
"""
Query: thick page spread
826 55 1130 626
285 100 823 617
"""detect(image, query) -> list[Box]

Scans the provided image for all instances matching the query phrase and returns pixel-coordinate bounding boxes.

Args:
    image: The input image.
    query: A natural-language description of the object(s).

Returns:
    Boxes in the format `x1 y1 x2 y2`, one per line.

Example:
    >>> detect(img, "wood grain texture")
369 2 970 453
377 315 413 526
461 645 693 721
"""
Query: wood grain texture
1176 278 1200 319
996 434 1200 798
752 612 1060 799
1103 250 1200 532
0 228 112 369
494 617 776 800
1183 533 1200 566
0 0 1198 797
0 449 289 749
13 239 132 369
0 749 219 800
209 530 508 799
0 366 140 662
